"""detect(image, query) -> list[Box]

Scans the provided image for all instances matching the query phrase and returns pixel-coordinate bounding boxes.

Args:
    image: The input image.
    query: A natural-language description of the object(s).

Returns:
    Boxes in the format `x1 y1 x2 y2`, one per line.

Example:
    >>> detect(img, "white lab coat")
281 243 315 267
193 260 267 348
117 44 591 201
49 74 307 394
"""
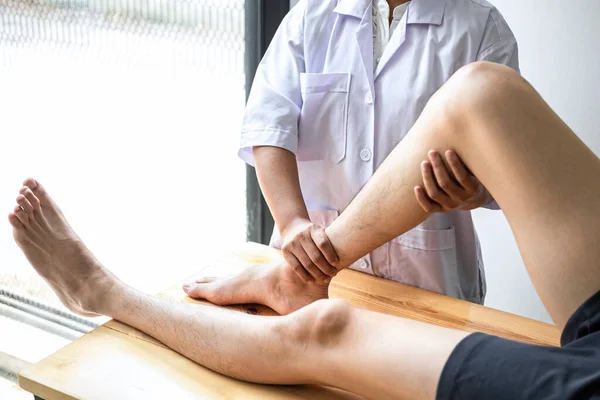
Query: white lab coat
240 0 519 303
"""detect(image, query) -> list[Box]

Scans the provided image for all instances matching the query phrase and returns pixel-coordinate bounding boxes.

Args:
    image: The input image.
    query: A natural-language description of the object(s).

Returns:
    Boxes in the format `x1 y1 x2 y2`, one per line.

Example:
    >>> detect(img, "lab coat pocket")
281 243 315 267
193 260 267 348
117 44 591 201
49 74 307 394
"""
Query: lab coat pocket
393 227 456 251
298 73 351 163
389 227 459 296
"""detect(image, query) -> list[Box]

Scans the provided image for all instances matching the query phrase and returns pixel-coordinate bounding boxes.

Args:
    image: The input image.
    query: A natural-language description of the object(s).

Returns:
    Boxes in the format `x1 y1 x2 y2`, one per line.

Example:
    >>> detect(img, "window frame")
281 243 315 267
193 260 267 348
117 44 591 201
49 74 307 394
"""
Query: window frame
244 0 290 244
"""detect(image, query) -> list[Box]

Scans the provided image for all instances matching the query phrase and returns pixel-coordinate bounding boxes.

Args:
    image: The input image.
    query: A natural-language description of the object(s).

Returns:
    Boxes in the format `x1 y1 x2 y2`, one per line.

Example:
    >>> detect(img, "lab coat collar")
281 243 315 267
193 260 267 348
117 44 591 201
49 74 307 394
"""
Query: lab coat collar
333 0 371 19
407 0 447 26
334 0 446 26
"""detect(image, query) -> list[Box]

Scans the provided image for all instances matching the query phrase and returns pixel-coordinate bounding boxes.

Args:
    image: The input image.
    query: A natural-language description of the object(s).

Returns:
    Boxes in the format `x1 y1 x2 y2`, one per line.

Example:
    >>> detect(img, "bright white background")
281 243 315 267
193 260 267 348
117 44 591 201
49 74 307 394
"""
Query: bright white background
471 0 600 323
0 5 247 305
0 6 247 397
290 0 600 323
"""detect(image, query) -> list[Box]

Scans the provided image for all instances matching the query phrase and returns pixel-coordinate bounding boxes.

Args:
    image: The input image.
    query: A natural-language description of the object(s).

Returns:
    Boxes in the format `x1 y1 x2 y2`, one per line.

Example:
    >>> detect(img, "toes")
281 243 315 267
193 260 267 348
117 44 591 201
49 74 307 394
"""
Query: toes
21 188 41 212
195 277 217 284
16 194 34 215
181 277 217 297
183 281 216 301
183 281 206 297
13 206 29 226
23 178 49 205
23 177 39 191
8 213 23 229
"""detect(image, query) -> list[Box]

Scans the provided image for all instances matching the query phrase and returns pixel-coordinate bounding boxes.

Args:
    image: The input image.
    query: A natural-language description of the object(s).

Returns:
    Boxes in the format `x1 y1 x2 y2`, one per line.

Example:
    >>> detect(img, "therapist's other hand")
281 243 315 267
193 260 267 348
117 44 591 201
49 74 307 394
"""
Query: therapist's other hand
414 150 491 213
281 218 339 284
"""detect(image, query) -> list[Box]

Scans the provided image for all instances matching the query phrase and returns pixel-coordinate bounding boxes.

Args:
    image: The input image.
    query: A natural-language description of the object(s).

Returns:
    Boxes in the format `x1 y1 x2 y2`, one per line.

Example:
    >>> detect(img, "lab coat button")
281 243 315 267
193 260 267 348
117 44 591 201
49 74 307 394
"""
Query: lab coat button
360 148 372 162
365 92 373 104
357 259 368 269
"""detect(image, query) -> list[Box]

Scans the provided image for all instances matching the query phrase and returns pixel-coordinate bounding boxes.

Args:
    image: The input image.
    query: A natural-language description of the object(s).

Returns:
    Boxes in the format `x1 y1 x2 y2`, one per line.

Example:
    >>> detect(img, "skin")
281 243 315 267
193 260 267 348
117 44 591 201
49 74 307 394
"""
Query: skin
10 62 600 399
415 151 492 212
386 0 411 23
8 179 466 400
252 146 338 284
256 0 489 284
189 62 600 329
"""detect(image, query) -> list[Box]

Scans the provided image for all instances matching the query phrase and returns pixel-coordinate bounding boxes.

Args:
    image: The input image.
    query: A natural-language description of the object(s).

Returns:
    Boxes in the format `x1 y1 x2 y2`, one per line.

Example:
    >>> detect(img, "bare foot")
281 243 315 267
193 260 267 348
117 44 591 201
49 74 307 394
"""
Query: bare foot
183 260 329 315
8 178 117 317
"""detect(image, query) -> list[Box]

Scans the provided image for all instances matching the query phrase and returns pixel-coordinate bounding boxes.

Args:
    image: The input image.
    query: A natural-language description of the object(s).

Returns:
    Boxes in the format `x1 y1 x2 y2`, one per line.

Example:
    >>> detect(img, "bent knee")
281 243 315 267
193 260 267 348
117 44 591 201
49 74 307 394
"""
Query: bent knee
282 299 353 348
455 61 525 96
432 62 531 124
457 61 521 84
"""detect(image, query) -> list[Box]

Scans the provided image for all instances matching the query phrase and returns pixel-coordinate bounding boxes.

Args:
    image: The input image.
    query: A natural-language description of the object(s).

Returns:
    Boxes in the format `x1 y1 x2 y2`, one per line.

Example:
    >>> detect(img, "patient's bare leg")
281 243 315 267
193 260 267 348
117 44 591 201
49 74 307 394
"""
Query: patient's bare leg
7 181 463 399
7 179 330 383
326 62 600 329
191 62 600 330
10 62 600 399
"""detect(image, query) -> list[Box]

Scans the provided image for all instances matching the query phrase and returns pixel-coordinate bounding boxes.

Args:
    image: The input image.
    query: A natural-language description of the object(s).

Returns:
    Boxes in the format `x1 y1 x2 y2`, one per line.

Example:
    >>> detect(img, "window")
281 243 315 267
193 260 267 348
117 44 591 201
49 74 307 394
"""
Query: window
0 0 247 389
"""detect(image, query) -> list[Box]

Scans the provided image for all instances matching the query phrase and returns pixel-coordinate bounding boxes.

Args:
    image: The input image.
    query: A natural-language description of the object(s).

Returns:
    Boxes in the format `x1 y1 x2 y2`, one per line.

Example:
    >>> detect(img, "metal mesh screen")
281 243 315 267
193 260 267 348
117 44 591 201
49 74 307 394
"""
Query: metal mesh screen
0 0 246 319
0 0 244 71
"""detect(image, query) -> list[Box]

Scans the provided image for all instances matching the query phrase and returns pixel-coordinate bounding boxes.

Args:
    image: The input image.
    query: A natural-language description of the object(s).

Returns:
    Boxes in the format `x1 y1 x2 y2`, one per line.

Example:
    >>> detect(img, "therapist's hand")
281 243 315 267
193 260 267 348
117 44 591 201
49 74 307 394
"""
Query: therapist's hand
281 218 339 284
414 150 492 213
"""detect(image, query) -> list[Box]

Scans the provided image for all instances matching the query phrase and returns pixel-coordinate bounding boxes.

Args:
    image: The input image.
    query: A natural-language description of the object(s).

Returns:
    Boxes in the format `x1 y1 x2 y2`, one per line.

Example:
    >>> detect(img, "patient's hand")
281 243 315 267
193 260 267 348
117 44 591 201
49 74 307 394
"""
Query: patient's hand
414 150 492 212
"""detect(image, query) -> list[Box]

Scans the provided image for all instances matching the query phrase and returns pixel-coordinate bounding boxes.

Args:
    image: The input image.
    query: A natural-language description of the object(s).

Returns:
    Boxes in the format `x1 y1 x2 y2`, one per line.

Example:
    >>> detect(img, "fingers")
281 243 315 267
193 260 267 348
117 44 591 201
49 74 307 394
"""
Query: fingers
292 242 329 283
414 186 443 213
282 249 313 283
309 226 338 275
445 150 480 193
428 151 468 201
457 191 487 210
421 160 453 210
303 244 336 282
282 223 338 284
416 150 485 213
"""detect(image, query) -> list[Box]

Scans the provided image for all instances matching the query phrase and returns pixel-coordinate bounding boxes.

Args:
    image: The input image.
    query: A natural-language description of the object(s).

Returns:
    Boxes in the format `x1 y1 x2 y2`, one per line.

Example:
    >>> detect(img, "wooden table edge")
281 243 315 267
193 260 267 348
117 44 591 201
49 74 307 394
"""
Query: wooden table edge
16 242 561 399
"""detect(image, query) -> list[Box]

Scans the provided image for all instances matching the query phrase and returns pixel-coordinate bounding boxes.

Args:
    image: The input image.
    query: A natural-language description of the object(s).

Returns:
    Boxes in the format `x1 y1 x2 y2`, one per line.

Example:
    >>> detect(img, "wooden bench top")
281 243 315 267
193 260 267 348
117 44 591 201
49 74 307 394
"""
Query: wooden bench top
19 242 560 399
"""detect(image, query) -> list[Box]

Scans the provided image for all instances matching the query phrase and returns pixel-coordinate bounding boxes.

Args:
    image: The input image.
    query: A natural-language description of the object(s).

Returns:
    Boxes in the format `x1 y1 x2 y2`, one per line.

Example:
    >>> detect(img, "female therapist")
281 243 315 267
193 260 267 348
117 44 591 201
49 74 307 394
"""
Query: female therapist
239 0 519 303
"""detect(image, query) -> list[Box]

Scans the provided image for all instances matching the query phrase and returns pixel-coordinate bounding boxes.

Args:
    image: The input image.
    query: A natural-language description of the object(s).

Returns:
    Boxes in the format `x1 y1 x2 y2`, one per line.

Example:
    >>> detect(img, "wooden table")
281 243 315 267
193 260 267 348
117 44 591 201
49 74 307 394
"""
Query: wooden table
19 242 560 400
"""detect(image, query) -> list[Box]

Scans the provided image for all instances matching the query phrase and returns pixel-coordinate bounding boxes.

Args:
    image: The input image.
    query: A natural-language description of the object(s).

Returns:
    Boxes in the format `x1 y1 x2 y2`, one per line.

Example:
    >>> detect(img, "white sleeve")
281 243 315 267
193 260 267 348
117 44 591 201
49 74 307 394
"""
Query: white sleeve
476 8 519 73
238 0 306 166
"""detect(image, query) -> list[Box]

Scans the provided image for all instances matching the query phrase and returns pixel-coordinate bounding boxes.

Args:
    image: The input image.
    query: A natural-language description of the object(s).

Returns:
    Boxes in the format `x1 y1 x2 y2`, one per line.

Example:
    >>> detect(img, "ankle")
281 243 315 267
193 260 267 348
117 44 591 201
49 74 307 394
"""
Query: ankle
267 262 288 297
86 270 123 316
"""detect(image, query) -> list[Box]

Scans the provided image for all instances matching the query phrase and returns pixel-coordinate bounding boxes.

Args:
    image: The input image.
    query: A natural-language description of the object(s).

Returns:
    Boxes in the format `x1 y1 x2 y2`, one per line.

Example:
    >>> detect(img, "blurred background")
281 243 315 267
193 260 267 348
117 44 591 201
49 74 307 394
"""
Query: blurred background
0 0 256 397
